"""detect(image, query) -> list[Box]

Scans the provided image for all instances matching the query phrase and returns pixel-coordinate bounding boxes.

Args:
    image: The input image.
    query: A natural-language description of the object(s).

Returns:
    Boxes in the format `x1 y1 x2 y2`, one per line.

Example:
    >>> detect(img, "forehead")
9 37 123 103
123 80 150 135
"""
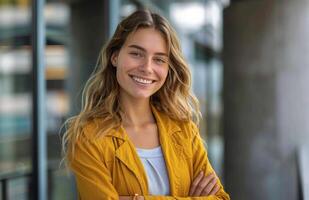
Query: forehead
123 28 168 53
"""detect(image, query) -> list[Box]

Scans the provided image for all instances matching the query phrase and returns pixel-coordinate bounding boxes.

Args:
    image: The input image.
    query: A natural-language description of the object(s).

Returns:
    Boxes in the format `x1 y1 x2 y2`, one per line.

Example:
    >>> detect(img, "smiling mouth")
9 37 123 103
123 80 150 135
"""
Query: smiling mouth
130 75 155 85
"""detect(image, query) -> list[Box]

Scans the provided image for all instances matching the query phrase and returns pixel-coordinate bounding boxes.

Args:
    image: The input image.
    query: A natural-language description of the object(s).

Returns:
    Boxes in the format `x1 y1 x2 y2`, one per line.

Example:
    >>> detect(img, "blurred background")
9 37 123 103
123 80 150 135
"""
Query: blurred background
0 0 308 199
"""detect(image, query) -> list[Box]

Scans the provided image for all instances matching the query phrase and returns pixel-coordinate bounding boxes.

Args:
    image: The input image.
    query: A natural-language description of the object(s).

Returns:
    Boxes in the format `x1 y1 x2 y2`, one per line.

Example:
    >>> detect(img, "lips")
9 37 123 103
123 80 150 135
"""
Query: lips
129 75 156 85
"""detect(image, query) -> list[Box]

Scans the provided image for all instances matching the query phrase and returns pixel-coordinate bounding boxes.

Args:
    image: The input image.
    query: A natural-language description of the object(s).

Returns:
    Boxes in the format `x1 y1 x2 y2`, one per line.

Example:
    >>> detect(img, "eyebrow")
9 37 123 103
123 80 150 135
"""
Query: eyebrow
128 44 168 57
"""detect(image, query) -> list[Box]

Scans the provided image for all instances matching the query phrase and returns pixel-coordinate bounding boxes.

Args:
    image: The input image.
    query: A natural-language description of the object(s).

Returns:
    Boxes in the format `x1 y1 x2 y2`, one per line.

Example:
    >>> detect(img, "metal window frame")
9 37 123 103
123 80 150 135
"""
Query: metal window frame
31 0 47 200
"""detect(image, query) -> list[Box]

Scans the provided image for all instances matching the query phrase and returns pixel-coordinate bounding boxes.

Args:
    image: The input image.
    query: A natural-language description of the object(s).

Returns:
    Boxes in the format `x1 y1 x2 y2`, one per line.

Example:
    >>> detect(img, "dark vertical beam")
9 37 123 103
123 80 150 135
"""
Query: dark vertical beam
32 0 47 199
2 179 8 200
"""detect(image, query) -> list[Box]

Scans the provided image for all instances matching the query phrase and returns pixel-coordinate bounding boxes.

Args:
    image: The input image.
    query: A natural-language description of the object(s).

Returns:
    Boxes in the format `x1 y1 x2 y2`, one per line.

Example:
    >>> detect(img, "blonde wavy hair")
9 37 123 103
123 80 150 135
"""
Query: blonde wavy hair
62 9 201 165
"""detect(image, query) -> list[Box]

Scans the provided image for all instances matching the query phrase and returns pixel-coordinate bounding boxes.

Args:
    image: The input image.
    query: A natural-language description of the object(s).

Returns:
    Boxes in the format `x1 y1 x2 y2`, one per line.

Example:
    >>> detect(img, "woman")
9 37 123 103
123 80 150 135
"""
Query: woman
62 9 230 200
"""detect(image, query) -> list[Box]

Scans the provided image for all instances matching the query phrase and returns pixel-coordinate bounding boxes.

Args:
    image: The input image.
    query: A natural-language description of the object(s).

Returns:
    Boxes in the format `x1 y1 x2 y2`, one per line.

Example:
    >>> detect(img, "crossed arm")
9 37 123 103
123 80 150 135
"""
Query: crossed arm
119 171 220 199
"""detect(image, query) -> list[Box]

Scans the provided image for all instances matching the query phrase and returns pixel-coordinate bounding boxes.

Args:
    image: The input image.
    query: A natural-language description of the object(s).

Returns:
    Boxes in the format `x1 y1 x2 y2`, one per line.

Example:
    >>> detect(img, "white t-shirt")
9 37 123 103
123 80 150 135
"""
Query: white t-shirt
136 146 170 195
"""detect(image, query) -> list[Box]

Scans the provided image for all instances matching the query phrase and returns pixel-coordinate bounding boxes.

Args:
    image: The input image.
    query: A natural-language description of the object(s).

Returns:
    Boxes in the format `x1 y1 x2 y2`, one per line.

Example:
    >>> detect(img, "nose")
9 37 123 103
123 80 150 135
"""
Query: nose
138 56 152 74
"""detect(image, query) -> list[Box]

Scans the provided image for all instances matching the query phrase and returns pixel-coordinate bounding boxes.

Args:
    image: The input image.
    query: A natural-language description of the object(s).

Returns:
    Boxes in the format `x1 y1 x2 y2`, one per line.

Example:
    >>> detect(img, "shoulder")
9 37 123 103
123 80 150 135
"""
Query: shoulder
177 119 199 132
81 119 102 140
81 118 117 140
175 119 199 139
159 114 199 141
71 120 119 165
152 105 199 139
77 119 117 151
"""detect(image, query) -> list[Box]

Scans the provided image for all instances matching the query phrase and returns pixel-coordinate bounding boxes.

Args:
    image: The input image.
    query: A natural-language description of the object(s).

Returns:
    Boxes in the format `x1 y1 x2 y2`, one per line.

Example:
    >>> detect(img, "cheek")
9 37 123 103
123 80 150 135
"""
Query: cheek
159 67 169 81
153 61 168 73
117 54 138 70
116 66 128 86
157 68 169 91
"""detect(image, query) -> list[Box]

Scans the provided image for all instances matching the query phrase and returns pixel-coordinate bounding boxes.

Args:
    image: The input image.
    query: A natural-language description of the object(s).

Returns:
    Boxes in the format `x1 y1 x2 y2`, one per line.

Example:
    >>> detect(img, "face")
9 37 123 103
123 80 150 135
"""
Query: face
111 28 169 101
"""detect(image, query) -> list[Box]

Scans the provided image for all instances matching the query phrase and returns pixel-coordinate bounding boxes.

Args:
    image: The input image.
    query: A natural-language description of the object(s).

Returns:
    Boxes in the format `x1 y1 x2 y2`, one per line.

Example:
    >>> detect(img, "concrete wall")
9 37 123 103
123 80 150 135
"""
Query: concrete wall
223 0 309 199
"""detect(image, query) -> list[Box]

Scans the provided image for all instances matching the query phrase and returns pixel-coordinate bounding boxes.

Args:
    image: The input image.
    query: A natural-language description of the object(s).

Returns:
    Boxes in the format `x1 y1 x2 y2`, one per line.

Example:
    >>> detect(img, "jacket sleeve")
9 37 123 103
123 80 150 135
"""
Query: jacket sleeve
189 122 230 200
69 137 119 200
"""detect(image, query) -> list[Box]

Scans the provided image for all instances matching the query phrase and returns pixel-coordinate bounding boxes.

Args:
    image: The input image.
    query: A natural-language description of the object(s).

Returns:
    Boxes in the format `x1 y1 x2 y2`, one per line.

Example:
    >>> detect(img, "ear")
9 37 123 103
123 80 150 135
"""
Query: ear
111 51 119 67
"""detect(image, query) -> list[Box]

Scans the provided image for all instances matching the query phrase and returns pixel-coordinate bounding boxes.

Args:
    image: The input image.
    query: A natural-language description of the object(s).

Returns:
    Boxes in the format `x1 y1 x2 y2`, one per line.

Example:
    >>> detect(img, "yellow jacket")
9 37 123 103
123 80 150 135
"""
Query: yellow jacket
69 106 230 200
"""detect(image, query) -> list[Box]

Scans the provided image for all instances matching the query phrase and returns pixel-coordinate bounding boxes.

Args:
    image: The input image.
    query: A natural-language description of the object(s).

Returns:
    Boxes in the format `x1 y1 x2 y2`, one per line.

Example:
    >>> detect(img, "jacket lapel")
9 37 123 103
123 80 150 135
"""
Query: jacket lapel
151 106 185 195
107 127 149 194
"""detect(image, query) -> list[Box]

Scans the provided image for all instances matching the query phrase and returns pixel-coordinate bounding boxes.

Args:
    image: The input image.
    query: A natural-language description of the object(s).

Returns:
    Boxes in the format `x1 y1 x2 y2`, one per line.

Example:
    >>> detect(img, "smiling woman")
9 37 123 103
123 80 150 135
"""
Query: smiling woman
111 28 169 100
61 9 230 200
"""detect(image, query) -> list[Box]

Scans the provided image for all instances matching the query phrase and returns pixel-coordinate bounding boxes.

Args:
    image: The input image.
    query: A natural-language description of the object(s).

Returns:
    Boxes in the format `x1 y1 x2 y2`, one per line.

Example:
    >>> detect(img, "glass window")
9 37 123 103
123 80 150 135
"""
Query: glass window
0 0 75 199
44 0 75 199
0 0 32 199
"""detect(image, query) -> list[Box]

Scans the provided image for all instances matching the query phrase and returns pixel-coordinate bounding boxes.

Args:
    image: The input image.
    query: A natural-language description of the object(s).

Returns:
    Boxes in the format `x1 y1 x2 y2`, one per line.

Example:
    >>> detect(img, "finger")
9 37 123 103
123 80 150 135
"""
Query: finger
189 171 204 195
209 183 220 195
192 173 215 196
201 175 217 195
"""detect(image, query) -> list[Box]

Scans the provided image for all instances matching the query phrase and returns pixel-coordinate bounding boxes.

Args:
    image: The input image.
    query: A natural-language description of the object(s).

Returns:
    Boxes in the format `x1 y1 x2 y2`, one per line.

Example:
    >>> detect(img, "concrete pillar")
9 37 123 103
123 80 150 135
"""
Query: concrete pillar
223 0 309 199
68 0 111 114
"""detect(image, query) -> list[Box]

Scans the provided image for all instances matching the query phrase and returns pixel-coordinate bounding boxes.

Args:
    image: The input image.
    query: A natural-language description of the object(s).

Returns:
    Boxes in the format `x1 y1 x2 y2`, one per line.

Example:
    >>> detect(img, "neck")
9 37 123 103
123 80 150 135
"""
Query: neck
119 96 155 127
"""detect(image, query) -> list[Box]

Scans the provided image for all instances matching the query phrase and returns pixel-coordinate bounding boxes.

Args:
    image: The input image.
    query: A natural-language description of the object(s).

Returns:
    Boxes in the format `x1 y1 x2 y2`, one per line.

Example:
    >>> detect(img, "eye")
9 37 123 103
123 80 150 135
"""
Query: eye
154 57 167 65
129 51 143 58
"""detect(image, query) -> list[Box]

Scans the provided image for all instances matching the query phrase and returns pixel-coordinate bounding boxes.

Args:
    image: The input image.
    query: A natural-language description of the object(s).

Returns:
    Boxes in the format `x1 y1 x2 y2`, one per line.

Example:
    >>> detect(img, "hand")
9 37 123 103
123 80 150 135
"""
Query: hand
189 171 220 196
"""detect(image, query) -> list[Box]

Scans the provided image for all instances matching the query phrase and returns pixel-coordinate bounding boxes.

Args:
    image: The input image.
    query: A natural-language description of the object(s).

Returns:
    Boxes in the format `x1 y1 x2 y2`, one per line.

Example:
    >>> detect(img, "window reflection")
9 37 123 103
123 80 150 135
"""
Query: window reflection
0 0 74 199
0 1 32 199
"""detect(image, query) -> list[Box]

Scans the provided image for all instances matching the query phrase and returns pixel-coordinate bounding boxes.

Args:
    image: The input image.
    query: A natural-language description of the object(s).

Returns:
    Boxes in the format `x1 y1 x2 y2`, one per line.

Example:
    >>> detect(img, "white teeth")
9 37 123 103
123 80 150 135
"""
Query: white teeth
131 76 153 84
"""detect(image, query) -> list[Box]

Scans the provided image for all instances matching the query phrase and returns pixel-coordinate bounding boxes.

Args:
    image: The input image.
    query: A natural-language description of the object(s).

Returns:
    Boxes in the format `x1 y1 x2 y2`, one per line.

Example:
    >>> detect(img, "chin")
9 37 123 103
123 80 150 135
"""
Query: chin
130 91 155 99
133 94 152 99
